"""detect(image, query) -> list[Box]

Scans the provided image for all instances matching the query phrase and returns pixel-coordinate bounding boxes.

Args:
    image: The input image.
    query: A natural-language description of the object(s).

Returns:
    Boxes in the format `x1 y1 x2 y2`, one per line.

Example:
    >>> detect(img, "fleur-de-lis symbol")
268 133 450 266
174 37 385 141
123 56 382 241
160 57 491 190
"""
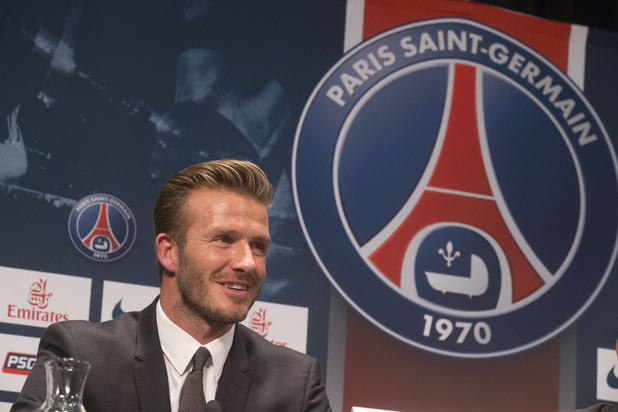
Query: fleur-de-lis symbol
438 241 460 267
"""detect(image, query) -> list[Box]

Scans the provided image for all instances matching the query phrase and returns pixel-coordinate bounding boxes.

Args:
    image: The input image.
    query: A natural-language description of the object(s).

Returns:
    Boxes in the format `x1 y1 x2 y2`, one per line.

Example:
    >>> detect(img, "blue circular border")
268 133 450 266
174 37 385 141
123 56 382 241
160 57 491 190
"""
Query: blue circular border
293 18 618 358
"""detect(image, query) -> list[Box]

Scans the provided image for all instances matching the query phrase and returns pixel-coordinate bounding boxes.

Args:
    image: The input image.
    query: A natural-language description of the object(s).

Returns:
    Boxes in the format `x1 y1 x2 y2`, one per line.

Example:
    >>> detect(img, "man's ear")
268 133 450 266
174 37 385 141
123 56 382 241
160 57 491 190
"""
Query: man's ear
156 233 178 275
615 339 618 358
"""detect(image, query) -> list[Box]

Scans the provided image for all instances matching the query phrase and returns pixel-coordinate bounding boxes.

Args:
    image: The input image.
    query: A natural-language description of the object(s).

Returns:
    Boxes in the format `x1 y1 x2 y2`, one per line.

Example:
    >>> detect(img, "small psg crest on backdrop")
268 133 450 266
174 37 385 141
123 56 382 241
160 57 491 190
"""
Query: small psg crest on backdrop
68 193 137 262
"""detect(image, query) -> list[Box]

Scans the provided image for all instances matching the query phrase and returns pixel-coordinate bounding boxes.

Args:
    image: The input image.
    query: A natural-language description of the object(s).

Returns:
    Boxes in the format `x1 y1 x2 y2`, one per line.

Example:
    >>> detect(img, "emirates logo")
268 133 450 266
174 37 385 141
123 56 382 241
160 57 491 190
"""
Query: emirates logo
27 279 52 309
248 308 272 338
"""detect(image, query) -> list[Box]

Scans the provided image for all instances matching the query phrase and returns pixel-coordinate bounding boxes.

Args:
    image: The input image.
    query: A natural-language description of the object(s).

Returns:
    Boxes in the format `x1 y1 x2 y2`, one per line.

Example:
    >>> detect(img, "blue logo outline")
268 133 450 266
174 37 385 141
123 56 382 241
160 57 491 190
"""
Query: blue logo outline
293 18 618 358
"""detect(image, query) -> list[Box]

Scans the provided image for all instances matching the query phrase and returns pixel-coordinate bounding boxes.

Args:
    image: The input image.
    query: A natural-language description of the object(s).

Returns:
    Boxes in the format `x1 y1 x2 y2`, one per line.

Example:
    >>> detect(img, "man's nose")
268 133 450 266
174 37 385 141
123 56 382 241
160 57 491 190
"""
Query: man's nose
231 242 257 272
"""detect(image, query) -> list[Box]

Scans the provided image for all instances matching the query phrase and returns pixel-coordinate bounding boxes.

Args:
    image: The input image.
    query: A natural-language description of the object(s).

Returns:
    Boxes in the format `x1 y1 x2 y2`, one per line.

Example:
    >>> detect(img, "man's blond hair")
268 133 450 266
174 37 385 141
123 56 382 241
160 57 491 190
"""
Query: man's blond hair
152 159 274 279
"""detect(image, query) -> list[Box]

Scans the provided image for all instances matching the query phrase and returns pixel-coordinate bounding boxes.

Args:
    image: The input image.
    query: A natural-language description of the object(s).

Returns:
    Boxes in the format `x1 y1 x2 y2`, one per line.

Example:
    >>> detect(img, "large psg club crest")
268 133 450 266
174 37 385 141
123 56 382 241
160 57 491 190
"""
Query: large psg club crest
293 18 618 358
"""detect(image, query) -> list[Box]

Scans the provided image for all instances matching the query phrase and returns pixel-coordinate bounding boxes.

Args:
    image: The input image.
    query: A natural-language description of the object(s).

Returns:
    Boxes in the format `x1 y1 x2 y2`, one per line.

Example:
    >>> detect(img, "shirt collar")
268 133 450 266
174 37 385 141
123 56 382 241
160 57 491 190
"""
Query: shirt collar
156 300 234 379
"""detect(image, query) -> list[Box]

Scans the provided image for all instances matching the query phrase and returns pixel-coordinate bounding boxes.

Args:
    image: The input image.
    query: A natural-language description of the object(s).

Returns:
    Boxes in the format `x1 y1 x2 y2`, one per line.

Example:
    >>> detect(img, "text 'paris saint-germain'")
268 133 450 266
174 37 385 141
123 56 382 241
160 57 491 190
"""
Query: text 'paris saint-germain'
325 28 598 147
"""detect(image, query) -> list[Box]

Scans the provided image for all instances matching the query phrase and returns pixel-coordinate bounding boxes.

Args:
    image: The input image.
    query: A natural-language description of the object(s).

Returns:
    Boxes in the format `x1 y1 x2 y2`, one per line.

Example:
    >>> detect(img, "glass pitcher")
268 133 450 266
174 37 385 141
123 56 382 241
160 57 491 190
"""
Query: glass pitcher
34 357 91 412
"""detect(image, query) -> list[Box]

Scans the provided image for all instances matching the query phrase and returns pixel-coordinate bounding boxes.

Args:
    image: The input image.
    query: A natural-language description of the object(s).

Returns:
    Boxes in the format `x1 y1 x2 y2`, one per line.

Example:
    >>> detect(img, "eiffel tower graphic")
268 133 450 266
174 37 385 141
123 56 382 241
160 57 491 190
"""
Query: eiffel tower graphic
362 63 553 309
81 203 121 252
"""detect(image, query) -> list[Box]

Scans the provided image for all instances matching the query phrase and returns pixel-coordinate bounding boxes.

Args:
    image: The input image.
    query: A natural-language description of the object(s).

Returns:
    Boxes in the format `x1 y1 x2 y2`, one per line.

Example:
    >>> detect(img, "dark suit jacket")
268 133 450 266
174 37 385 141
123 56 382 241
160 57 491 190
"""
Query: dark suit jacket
12 298 331 412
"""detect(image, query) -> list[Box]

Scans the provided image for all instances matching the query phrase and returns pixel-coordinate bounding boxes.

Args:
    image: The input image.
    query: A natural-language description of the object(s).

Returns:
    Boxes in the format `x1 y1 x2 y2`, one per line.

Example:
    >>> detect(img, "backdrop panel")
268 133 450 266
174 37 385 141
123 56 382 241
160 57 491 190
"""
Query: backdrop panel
0 0 345 405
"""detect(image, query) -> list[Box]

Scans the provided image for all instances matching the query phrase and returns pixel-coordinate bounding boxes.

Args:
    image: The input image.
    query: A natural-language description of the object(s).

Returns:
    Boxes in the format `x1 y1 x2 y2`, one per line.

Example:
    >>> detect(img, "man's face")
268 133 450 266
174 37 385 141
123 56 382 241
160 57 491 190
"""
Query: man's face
175 188 270 325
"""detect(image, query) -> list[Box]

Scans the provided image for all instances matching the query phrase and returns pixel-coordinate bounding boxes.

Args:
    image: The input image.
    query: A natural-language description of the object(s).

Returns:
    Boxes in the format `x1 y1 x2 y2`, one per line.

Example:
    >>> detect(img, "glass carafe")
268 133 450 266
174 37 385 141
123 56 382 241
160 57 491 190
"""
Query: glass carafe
34 357 91 412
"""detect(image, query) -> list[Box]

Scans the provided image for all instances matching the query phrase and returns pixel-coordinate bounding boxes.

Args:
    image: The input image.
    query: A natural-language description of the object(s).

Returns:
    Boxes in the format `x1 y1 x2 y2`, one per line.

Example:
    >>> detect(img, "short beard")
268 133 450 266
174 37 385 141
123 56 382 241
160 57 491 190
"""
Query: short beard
176 251 259 325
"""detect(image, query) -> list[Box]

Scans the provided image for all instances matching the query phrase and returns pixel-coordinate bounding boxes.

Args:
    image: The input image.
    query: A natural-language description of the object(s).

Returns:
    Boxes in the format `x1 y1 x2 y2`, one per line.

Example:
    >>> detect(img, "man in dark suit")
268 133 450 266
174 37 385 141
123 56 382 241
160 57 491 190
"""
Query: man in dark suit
12 159 331 412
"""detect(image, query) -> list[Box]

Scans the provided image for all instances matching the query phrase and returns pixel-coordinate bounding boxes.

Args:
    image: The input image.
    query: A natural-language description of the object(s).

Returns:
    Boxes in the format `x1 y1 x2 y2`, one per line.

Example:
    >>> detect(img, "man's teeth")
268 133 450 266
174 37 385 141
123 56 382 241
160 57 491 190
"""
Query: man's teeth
224 283 248 291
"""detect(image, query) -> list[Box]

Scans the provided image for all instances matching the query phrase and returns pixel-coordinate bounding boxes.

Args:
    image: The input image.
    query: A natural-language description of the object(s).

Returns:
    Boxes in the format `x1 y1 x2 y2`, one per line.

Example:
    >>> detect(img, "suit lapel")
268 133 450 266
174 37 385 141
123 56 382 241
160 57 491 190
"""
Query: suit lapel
130 300 253 411
133 298 172 412
216 325 251 411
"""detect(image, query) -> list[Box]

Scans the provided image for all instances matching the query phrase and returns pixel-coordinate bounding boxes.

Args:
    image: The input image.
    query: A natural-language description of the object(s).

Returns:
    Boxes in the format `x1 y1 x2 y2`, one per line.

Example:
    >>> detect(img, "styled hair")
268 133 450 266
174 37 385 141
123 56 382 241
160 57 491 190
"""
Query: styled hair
153 159 274 279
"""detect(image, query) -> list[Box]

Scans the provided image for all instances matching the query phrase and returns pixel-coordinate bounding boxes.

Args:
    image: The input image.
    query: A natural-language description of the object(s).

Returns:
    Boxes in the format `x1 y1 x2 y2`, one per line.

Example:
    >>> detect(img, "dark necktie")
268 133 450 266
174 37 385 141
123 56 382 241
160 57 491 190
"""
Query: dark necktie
179 347 211 411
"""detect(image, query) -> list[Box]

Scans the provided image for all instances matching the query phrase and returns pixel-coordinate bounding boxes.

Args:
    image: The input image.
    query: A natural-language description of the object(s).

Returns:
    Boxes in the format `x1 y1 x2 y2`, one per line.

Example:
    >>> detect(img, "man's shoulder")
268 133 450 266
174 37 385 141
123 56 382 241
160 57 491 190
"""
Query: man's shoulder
574 403 618 412
50 298 158 336
45 309 143 345
228 324 329 410
235 323 314 363
55 309 140 330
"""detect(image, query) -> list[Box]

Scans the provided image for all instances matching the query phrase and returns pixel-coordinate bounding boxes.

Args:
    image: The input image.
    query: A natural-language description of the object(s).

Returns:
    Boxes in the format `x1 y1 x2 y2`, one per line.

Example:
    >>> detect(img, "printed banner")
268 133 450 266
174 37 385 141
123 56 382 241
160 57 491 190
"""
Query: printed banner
298 0 618 410
0 0 345 405
0 333 40 393
2 0 618 410
0 266 91 327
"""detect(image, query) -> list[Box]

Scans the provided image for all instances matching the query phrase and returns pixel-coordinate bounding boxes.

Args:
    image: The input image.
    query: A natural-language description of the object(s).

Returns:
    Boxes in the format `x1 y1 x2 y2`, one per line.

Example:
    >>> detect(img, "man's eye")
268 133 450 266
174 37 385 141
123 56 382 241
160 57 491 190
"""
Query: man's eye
251 242 266 252
215 236 231 243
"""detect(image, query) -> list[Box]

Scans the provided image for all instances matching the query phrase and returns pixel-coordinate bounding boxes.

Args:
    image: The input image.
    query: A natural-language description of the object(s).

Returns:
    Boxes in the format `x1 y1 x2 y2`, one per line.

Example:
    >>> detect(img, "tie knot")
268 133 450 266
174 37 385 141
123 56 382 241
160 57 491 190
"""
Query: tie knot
192 347 211 371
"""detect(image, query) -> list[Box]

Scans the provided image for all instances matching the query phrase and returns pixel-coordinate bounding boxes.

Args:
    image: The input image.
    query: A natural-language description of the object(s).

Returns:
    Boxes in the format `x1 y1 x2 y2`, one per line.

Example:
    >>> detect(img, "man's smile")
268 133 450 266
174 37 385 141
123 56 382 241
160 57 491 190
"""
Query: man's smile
222 282 249 291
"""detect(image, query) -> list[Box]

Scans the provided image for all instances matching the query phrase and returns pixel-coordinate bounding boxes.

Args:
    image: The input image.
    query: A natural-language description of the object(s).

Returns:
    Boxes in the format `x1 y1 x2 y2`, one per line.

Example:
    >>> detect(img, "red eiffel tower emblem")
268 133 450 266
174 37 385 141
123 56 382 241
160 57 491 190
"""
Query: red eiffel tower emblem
367 63 546 304
82 203 120 252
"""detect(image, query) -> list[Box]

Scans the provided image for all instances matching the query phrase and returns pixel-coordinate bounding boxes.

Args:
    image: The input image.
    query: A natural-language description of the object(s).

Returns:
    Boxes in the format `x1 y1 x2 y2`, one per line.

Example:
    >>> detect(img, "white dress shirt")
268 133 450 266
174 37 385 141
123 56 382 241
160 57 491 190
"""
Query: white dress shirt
156 301 234 412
